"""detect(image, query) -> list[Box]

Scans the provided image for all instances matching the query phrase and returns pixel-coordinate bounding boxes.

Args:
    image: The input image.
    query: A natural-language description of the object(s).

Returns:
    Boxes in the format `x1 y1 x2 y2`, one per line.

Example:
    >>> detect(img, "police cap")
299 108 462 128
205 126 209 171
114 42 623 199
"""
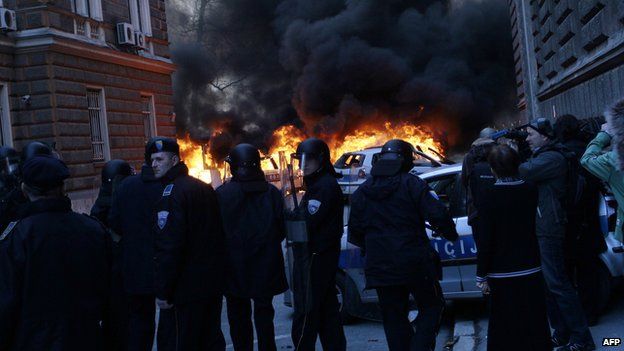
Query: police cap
145 137 180 159
21 155 70 190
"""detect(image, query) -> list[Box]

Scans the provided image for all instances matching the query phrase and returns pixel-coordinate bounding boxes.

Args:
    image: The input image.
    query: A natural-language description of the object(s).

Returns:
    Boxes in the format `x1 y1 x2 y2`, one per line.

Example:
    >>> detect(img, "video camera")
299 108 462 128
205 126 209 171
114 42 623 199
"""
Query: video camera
490 124 529 141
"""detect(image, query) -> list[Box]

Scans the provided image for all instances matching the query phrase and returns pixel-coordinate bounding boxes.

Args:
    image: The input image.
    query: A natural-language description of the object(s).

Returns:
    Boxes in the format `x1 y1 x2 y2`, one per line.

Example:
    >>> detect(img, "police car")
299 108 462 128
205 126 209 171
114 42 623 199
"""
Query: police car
284 163 624 323
333 147 450 195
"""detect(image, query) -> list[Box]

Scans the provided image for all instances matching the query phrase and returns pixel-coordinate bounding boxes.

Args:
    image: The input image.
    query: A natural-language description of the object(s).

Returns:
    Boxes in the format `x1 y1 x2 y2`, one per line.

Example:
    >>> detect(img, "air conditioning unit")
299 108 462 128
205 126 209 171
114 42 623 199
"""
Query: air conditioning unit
0 8 17 31
135 31 148 50
116 22 135 46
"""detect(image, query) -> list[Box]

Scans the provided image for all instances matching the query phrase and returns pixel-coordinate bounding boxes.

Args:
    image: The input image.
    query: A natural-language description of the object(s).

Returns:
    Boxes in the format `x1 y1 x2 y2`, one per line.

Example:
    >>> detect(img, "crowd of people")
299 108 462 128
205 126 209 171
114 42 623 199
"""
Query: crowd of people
464 98 624 351
0 99 623 351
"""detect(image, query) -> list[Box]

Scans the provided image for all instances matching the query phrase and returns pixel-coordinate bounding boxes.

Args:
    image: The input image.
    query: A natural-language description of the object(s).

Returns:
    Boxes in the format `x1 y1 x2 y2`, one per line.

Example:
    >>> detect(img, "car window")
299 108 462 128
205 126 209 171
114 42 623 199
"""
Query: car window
334 153 365 169
426 173 466 218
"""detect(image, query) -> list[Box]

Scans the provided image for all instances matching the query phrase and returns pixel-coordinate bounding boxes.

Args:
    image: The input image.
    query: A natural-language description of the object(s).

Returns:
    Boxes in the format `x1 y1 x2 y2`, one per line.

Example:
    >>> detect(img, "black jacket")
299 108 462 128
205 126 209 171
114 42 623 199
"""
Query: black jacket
348 173 458 288
154 163 225 304
109 166 164 295
0 187 27 231
461 141 495 225
216 180 288 298
466 162 495 229
476 180 542 280
0 197 111 351
300 172 344 254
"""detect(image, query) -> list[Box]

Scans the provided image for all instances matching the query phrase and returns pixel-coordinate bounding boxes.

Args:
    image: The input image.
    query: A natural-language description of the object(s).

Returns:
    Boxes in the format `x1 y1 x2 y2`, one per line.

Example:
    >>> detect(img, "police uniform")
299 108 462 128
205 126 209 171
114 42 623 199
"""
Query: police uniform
109 154 164 350
290 138 346 351
348 140 458 351
216 144 288 351
0 156 112 351
154 160 226 351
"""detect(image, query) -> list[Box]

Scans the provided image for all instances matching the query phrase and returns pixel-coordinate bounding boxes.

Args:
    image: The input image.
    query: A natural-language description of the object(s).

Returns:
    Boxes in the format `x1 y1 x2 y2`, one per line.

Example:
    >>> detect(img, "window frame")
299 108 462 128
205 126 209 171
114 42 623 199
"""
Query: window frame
72 0 103 21
0 83 13 147
129 0 152 36
86 88 111 162
140 94 157 142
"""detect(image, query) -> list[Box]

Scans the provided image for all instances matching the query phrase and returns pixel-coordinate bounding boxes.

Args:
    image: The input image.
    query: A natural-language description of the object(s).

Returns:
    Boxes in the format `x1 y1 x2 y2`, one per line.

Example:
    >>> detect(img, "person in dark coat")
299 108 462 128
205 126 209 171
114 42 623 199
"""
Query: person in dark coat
0 155 111 351
349 139 458 351
290 138 346 351
519 118 594 351
476 144 552 351
554 114 606 325
150 137 226 351
0 146 23 231
109 141 165 351
90 159 133 351
216 144 288 351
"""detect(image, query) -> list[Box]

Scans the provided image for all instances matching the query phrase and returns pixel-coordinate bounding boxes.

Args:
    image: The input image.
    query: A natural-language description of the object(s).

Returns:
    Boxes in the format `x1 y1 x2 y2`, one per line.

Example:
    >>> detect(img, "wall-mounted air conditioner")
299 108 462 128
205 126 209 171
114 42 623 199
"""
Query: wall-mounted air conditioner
117 22 136 46
135 31 147 50
0 8 17 31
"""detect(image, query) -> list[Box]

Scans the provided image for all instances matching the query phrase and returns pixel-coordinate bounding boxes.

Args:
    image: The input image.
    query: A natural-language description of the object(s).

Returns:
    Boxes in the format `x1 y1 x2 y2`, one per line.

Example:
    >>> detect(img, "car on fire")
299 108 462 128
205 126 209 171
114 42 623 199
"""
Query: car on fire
284 163 624 323
333 146 453 195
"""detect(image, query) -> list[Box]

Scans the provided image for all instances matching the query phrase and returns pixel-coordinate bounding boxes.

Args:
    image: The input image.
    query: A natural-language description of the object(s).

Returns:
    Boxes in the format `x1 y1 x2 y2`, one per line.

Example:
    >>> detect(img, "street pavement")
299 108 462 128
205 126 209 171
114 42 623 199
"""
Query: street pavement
217 285 624 351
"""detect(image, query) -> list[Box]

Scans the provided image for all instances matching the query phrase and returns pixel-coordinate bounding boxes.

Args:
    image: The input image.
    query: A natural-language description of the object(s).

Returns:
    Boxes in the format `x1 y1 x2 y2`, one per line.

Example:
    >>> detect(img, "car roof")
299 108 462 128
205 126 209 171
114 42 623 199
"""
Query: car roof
419 164 462 179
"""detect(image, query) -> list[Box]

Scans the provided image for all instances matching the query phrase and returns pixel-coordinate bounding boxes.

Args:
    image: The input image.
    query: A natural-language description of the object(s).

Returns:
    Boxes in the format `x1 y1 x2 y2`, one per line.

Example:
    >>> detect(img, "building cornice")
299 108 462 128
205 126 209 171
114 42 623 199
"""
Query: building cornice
9 28 176 75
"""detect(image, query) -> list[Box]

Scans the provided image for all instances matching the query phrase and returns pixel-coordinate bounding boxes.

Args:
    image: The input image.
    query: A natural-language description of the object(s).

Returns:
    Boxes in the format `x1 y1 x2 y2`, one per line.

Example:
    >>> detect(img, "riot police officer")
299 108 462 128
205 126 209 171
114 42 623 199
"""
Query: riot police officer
109 140 165 351
216 144 288 351
348 139 458 351
91 159 133 351
0 146 22 230
0 155 111 351
150 137 226 351
289 138 346 351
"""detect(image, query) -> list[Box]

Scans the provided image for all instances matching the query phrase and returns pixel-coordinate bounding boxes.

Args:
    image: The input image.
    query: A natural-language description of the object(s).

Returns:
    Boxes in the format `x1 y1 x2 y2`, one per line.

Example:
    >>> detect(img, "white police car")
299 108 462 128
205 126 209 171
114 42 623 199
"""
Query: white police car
333 147 449 195
284 163 624 323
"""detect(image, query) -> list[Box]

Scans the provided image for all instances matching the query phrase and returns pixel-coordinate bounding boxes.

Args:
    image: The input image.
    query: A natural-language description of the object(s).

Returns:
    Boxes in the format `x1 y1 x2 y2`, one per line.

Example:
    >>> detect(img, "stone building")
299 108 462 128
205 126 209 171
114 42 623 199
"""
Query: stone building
509 0 624 121
0 0 175 210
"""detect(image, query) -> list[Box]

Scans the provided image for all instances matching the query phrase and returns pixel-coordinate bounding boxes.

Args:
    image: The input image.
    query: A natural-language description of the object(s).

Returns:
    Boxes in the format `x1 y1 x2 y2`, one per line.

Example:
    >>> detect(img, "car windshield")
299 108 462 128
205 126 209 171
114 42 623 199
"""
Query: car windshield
334 153 365 169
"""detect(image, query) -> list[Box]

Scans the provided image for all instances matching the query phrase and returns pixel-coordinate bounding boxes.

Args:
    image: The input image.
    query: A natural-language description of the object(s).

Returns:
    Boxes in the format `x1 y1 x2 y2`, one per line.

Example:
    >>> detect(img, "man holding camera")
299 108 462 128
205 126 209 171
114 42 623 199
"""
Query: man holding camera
519 119 595 351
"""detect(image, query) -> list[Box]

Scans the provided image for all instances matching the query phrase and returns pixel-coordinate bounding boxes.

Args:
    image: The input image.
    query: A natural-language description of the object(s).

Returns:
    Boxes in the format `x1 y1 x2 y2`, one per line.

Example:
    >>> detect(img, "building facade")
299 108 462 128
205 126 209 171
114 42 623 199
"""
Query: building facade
509 0 624 121
0 0 175 211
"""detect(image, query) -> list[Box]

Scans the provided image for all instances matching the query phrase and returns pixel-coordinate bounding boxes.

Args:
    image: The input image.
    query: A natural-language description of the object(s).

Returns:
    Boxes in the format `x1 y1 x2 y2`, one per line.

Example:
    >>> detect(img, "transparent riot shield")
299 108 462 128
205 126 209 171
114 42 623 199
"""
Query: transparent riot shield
281 151 314 315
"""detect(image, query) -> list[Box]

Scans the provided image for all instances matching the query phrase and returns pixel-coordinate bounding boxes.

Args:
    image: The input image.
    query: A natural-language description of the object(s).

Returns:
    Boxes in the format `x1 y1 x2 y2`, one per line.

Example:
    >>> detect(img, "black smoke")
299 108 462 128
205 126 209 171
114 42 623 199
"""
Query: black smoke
170 0 516 158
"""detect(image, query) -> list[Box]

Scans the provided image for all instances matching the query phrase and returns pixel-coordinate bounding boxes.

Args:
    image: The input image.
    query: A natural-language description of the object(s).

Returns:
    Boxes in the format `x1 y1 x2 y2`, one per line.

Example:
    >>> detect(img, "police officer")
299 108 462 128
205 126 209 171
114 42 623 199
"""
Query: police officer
150 137 226 351
290 138 346 351
348 139 458 351
90 159 133 351
0 146 23 230
0 155 111 351
216 143 288 351
20 141 54 162
109 140 166 351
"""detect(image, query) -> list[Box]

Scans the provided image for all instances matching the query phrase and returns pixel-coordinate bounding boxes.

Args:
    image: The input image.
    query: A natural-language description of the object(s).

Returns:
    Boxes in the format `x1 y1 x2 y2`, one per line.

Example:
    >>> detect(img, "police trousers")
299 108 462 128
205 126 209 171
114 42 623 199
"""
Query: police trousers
375 277 445 351
126 294 156 351
226 295 276 351
157 296 226 351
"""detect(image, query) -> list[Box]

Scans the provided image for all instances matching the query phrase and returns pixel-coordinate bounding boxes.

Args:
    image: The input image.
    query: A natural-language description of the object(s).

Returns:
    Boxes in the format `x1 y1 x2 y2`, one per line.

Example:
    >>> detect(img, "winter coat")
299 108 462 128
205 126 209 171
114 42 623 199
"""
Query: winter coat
0 197 111 351
154 163 225 304
348 172 458 288
580 132 624 243
109 165 164 295
461 139 495 225
519 143 568 238
216 180 288 299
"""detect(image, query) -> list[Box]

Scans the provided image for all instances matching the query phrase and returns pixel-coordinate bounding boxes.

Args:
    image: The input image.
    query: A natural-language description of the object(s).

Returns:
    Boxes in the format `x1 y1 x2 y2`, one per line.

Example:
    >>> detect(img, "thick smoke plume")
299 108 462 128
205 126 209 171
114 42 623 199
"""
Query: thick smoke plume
169 0 516 159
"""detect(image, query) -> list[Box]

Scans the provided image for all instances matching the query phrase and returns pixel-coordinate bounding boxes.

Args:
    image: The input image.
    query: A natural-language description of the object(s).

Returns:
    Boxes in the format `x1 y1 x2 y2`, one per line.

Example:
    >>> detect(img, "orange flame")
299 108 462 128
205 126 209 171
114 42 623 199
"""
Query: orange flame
178 121 444 183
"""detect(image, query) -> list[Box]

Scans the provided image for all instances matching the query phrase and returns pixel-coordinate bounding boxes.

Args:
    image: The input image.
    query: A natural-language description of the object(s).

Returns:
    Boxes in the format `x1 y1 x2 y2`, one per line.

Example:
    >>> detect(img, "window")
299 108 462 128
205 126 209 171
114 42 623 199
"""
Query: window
0 83 12 146
71 0 103 21
129 0 152 36
334 153 365 169
426 173 466 218
141 95 157 141
87 89 110 162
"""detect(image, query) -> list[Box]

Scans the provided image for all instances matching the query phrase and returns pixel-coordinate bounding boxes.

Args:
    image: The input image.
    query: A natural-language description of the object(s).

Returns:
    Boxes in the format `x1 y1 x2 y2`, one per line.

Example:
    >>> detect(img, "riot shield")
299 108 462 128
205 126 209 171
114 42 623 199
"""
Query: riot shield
281 151 314 315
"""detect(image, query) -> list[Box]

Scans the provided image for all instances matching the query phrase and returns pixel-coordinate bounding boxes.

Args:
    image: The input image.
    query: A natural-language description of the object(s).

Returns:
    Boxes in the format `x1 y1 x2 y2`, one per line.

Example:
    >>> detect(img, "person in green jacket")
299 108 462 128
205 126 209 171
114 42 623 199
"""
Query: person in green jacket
580 99 624 244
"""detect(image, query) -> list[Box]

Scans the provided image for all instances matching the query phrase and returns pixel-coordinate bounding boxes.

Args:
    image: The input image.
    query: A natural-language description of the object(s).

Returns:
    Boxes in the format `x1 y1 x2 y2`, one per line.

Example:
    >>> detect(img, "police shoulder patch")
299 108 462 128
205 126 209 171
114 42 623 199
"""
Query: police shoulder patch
0 221 18 241
163 184 174 197
157 211 169 230
307 199 321 215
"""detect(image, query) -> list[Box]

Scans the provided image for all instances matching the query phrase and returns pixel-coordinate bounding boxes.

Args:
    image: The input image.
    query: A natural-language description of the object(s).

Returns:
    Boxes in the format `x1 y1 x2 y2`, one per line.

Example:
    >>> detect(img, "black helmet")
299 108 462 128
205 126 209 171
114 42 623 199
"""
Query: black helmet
21 141 53 162
293 138 339 177
102 159 133 185
371 139 415 176
0 146 20 178
225 144 264 182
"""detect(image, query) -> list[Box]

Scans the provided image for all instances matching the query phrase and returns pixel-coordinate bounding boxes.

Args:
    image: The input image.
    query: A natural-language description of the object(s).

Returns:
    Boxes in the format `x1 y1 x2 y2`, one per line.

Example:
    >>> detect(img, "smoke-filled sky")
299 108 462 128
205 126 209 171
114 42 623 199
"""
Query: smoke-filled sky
168 0 516 157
